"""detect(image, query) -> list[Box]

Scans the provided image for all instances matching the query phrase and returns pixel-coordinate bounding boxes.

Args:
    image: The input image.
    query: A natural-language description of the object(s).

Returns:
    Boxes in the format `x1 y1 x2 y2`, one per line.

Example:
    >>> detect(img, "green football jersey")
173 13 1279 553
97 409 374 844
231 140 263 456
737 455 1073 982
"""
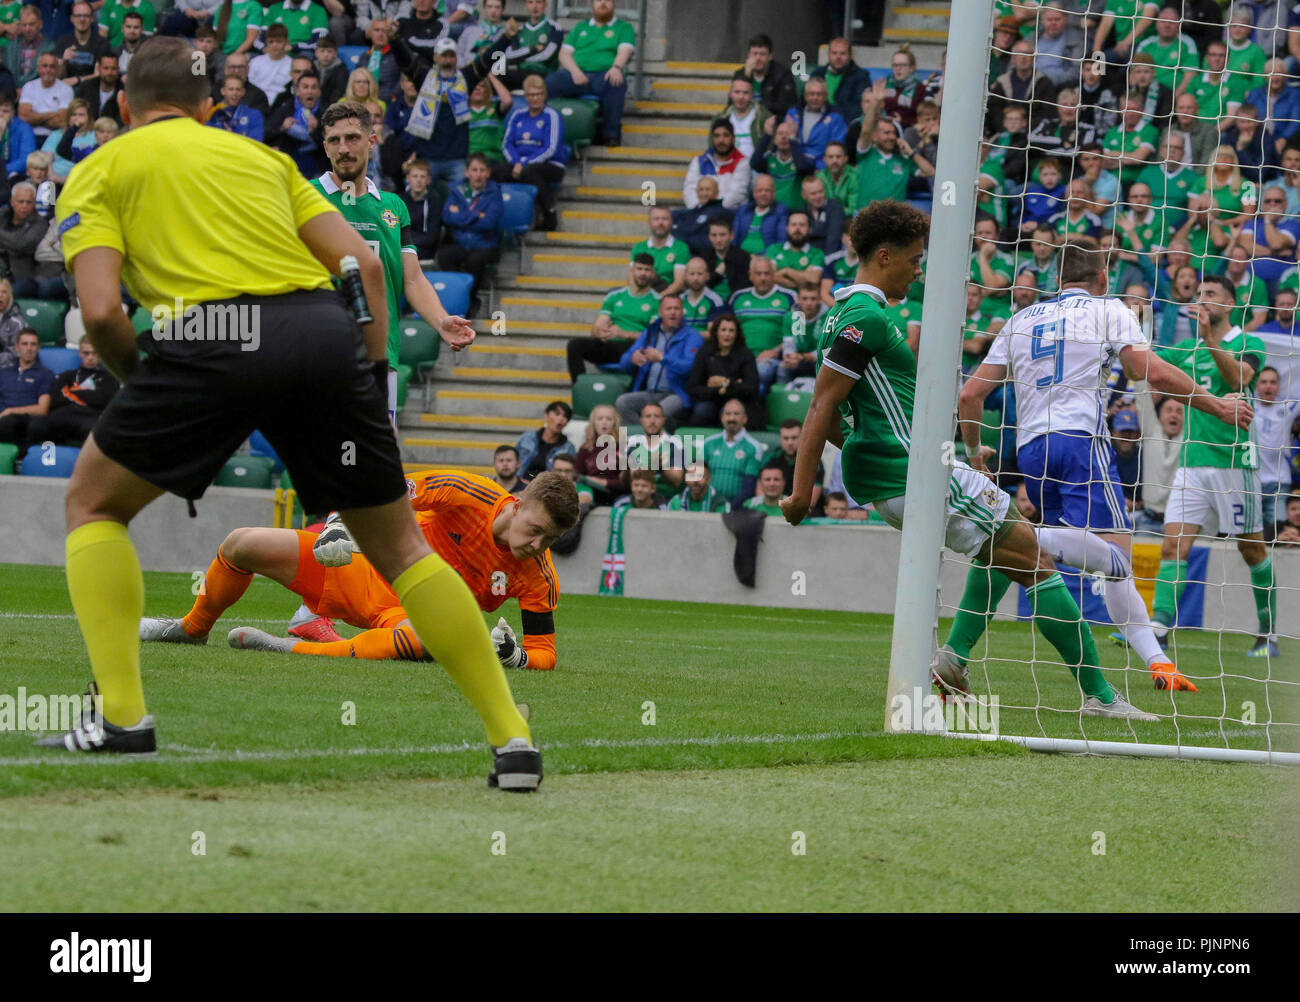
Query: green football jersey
99 0 157 50
264 1 327 46
1135 34 1197 91
766 240 825 276
1103 0 1156 46
564 15 636 74
310 175 413 368
730 286 795 351
969 248 1015 291
1103 122 1159 185
1226 38 1267 96
1158 328 1264 468
630 235 686 287
468 104 505 162
668 485 731 512
742 497 785 517
817 166 857 210
216 0 260 54
600 285 660 334
699 430 765 500
1231 274 1269 330
764 154 805 210
815 285 916 503
1135 163 1203 228
786 306 826 353
822 249 858 292
884 298 922 337
681 287 724 327
516 17 562 75
855 148 916 210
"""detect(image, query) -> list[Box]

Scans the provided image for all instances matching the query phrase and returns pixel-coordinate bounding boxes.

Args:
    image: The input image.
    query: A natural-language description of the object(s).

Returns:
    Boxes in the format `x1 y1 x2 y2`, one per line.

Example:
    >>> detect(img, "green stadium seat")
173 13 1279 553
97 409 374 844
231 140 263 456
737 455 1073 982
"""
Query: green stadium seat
981 409 1002 451
0 441 17 474
17 299 68 344
766 389 812 426
397 318 441 407
396 364 412 409
212 455 274 489
571 372 630 419
749 429 781 452
131 306 154 334
623 423 643 439
673 426 715 463
549 98 597 156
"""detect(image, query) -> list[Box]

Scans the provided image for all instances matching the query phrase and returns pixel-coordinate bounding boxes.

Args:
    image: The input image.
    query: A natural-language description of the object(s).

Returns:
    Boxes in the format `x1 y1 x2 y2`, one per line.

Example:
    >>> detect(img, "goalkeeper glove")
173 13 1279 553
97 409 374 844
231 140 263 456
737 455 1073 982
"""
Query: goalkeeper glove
491 616 528 669
313 513 360 567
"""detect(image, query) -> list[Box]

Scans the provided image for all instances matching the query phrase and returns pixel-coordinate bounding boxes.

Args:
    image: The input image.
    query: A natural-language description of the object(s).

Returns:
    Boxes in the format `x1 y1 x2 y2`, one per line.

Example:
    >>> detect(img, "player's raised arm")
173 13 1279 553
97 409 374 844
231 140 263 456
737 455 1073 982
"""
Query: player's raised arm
1119 343 1253 429
297 211 390 361
781 363 852 525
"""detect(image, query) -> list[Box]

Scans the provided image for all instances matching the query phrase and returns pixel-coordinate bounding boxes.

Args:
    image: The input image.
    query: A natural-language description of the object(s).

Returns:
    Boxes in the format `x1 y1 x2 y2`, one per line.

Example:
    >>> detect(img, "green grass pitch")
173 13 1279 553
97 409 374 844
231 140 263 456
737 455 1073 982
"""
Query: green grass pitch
1 562 1297 911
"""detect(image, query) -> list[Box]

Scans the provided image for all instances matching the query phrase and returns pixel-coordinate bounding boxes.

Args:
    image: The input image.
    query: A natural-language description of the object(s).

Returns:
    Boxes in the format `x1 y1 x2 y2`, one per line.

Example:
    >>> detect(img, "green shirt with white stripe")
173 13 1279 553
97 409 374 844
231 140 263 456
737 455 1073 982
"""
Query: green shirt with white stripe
729 285 795 352
1157 328 1264 469
310 173 413 368
600 285 660 334
699 430 765 501
681 286 724 327
815 283 915 503
630 235 686 287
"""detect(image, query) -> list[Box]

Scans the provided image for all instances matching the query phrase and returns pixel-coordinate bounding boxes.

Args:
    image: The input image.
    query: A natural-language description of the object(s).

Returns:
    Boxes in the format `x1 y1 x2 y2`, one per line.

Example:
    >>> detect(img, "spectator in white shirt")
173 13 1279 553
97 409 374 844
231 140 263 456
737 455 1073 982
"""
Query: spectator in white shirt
18 52 72 142
249 24 293 106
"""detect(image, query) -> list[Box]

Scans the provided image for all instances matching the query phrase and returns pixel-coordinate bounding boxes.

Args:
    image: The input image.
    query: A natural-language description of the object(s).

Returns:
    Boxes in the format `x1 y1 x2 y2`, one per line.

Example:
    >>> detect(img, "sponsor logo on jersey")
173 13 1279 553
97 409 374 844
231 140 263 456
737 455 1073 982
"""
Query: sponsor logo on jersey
840 325 863 344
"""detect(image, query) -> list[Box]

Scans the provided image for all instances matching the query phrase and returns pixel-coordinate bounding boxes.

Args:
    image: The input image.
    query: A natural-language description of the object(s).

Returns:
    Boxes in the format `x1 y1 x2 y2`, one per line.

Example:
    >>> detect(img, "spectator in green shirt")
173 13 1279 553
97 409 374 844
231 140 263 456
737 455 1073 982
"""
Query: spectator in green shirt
544 0 634 145
743 465 787 517
99 0 156 51
466 72 510 164
566 252 660 380
854 116 933 211
816 141 856 211
667 460 731 513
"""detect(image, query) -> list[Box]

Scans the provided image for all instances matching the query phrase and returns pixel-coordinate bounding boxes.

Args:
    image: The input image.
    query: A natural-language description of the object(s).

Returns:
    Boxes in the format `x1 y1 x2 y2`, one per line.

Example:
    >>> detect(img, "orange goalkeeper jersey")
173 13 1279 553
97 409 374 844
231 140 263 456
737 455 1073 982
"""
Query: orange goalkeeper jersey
405 470 560 668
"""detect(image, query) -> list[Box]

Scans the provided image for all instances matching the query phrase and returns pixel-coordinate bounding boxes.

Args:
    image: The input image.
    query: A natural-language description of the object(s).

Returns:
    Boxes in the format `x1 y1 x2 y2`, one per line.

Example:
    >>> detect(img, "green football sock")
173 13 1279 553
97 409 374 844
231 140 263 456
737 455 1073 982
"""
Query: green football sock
1027 572 1112 702
945 562 1014 662
1152 559 1187 628
1250 557 1276 636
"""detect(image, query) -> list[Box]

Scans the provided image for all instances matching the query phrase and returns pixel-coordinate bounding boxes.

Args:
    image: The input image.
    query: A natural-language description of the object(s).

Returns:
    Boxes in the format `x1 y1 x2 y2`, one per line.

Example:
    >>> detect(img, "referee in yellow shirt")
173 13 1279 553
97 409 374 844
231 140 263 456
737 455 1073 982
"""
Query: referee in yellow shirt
37 34 542 791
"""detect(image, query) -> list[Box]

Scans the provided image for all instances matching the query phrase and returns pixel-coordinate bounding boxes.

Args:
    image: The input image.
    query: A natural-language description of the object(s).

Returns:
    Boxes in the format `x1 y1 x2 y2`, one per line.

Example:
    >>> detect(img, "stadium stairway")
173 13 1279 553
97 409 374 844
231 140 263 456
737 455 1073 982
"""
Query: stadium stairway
883 1 951 47
400 58 727 476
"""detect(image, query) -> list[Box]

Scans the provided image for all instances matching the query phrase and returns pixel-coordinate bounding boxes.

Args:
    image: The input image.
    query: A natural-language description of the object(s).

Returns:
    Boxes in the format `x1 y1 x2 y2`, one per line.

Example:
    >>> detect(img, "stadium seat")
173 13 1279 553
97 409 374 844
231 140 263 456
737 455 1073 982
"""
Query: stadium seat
38 346 78 374
397 317 441 372
749 429 781 452
396 363 412 409
20 443 79 477
130 306 155 334
498 182 537 271
248 429 284 473
18 299 68 344
571 372 631 419
549 98 597 156
212 455 275 489
423 271 474 319
0 441 17 474
980 409 1002 451
766 389 812 426
338 45 365 69
673 426 714 463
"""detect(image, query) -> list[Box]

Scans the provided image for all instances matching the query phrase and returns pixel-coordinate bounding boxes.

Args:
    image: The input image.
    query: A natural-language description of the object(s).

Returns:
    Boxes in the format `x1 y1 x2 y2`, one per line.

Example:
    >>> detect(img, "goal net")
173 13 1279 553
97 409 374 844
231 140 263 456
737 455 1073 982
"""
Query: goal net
893 0 1300 764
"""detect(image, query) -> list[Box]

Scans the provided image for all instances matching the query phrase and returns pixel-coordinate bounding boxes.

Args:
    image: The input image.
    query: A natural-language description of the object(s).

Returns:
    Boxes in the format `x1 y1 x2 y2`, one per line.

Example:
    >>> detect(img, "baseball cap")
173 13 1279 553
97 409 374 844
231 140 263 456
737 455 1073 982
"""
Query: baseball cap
434 37 458 55
1113 410 1140 433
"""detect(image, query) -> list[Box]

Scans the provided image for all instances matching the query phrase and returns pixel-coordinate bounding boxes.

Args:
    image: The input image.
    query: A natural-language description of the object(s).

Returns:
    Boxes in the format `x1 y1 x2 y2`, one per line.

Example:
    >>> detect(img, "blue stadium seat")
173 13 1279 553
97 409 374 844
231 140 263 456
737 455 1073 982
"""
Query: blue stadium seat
423 271 474 318
498 183 537 270
38 346 79 374
248 429 284 473
20 443 80 477
339 45 365 70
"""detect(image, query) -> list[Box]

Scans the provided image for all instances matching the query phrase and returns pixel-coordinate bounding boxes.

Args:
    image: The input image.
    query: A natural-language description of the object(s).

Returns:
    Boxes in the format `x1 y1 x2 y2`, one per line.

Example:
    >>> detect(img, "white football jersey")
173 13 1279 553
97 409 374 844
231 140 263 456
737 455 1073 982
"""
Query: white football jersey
985 287 1148 450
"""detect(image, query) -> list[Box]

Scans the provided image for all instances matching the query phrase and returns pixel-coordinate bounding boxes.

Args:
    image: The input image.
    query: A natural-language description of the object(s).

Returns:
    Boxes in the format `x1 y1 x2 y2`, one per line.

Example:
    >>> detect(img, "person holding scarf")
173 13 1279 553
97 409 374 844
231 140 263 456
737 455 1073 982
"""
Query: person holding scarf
387 17 520 188
267 69 327 177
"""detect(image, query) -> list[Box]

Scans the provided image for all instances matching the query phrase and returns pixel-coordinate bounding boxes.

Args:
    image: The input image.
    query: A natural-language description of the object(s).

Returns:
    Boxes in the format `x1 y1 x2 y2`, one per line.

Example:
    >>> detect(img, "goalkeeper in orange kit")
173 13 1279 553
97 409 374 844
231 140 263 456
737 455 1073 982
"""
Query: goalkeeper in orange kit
140 472 578 670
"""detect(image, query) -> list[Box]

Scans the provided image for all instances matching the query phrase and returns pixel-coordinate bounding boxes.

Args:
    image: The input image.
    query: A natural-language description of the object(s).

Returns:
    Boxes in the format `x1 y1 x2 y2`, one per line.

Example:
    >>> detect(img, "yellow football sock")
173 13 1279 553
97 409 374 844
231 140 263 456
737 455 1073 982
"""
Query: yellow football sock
66 520 147 727
394 553 530 747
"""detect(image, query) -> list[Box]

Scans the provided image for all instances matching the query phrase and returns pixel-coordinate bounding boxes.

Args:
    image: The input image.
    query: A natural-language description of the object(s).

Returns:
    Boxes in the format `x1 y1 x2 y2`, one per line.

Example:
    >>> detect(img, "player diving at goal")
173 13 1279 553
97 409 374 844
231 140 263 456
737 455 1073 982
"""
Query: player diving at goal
139 472 577 670
782 202 1162 720
955 237 1254 694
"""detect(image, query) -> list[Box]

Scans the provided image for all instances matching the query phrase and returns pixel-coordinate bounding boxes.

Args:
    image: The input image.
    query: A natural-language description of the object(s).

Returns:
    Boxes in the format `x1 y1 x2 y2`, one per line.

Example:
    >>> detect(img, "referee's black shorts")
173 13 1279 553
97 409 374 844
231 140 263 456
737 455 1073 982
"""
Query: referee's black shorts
92 288 407 514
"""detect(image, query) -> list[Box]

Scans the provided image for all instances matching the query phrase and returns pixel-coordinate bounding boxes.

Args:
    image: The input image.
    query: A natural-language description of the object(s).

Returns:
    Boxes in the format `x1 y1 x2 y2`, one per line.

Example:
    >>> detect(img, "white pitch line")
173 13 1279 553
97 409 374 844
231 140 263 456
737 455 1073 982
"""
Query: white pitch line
0 613 290 624
0 729 876 768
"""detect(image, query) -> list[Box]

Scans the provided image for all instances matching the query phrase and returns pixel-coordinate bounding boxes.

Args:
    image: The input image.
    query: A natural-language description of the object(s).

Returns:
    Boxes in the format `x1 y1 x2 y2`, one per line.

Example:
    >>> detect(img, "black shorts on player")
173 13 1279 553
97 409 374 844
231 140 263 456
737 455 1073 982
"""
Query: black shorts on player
91 288 407 513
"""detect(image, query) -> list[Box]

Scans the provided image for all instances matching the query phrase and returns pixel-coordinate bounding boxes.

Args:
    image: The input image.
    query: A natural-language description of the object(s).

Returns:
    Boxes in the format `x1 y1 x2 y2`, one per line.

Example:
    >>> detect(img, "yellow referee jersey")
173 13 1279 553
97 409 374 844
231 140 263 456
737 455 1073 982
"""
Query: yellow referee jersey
56 117 338 313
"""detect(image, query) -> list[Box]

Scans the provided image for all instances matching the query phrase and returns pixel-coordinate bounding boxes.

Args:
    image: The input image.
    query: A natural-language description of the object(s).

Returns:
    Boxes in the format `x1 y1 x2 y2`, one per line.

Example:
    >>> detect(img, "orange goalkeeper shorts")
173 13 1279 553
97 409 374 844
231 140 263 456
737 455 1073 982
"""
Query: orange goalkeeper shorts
287 529 409 631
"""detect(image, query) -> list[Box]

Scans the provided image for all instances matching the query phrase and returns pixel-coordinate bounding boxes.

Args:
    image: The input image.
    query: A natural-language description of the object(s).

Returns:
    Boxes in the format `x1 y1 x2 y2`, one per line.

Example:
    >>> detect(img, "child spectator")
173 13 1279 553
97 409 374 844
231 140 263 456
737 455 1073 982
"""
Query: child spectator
743 465 787 517
315 36 348 105
1019 156 1066 233
400 158 440 261
615 468 666 510
574 402 623 506
24 150 53 216
249 23 293 105
465 73 510 164
702 215 750 301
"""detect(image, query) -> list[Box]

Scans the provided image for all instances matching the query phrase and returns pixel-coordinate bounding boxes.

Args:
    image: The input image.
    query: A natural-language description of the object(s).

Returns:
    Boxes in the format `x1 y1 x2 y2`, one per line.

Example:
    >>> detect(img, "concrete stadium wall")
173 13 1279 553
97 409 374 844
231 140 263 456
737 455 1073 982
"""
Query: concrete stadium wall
2 478 1293 635
662 0 832 64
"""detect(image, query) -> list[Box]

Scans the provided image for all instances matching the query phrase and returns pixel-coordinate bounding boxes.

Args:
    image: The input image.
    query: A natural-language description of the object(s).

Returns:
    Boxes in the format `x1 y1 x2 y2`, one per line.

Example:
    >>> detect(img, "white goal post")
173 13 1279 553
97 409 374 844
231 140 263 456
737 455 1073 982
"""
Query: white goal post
884 0 1300 766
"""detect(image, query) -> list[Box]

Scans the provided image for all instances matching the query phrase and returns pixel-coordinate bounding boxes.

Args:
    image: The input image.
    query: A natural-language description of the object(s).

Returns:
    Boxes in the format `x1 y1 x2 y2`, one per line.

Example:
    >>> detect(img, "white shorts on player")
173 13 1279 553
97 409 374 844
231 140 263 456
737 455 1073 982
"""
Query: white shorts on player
872 461 1011 557
1164 467 1264 537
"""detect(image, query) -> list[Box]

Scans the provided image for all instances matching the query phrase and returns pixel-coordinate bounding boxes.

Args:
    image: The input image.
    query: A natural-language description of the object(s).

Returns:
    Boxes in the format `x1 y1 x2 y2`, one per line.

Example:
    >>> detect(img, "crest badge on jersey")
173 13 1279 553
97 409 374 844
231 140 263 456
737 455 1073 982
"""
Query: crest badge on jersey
381 209 398 228
406 478 417 500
